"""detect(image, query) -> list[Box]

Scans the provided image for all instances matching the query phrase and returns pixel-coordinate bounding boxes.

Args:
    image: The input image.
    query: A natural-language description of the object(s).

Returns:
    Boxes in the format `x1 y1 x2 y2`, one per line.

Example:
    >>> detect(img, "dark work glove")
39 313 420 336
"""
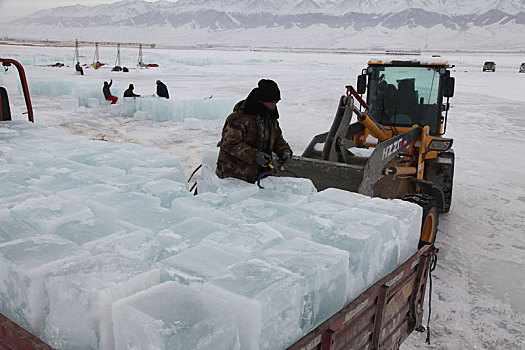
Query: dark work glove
256 151 272 166
280 149 292 163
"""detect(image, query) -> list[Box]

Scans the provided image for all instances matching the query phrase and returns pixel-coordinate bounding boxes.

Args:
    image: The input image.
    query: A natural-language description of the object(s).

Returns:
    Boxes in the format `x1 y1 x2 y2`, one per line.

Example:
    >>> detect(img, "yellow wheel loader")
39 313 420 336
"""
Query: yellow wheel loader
282 59 456 247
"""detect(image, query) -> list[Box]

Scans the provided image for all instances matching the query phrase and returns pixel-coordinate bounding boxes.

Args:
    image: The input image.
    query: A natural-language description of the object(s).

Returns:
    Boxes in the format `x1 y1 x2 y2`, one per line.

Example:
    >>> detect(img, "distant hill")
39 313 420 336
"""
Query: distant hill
3 0 525 51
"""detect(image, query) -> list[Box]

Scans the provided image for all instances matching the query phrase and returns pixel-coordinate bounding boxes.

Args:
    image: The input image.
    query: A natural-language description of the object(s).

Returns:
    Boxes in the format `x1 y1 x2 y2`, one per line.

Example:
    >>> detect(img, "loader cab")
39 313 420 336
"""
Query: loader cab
360 60 454 136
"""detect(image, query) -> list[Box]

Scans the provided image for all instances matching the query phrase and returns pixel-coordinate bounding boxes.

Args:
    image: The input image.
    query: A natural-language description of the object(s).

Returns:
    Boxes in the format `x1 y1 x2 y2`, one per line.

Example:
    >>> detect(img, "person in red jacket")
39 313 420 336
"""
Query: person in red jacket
103 80 118 104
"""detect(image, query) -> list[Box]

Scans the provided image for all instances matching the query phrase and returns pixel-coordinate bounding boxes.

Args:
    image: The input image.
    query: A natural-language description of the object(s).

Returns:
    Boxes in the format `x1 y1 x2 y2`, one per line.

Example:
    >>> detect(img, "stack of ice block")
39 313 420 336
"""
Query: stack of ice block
0 121 422 350
121 96 238 121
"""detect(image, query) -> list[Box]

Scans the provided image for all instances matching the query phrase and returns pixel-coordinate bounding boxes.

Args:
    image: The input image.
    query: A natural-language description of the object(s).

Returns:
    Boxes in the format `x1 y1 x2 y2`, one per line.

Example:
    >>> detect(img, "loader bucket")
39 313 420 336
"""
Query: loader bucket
282 156 365 192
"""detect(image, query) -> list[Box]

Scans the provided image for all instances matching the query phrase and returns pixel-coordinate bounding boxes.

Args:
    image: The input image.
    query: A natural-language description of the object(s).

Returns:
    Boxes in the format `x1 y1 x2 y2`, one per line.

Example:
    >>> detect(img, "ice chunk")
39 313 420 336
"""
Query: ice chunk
112 282 240 350
87 98 100 108
122 97 138 117
268 209 335 240
171 195 238 225
205 259 306 350
140 178 191 208
59 98 78 110
356 197 422 262
203 223 285 258
85 191 161 221
170 216 226 247
0 235 88 333
160 242 245 284
257 176 317 197
28 172 93 194
69 166 127 184
129 164 186 184
0 209 41 244
86 227 185 264
133 111 147 120
41 253 160 350
184 117 201 129
259 238 349 330
9 195 95 235
311 187 370 207
54 217 128 246
28 77 78 96
110 103 123 115
223 197 292 223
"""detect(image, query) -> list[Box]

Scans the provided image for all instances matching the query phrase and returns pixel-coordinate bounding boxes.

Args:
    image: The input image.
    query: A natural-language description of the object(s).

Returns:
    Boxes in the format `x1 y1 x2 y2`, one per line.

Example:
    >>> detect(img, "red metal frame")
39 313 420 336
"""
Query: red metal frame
0 313 53 350
0 58 34 122
287 245 435 350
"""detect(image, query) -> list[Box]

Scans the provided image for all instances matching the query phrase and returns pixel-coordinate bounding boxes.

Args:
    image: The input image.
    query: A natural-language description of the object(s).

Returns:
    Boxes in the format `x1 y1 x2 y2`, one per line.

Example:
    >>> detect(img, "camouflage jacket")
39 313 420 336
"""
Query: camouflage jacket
216 100 291 183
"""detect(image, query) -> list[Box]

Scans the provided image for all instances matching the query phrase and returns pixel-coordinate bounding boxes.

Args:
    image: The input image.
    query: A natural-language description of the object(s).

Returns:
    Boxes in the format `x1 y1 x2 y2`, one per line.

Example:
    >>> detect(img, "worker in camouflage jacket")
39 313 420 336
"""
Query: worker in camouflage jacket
216 79 292 183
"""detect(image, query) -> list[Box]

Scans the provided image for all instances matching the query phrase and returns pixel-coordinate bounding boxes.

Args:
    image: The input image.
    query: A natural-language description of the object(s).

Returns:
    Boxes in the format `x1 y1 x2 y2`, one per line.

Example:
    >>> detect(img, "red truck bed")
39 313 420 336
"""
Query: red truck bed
287 244 436 350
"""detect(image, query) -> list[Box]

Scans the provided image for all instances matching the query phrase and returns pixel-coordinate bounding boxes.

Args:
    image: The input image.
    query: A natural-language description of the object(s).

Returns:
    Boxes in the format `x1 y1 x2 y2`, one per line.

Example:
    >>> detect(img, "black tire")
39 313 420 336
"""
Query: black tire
424 150 455 213
404 194 439 249
1 87 11 121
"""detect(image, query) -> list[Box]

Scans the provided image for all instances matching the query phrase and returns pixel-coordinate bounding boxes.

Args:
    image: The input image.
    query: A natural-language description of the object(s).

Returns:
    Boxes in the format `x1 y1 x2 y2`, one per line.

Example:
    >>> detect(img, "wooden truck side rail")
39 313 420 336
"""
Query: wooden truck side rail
0 313 53 350
287 244 436 350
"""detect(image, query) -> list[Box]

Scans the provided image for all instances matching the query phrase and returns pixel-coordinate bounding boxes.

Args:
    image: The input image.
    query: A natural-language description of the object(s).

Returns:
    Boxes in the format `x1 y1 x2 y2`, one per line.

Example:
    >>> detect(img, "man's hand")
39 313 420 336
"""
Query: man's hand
256 152 272 166
280 149 292 163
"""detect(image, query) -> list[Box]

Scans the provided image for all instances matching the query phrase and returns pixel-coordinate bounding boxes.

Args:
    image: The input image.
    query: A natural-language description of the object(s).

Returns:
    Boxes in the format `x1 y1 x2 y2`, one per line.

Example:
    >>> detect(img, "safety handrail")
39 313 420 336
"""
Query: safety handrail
0 58 34 122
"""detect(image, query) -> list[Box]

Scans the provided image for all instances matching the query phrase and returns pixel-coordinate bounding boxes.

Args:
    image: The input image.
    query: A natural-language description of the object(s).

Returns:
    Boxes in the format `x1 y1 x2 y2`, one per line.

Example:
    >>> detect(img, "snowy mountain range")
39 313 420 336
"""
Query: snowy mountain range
3 0 525 51
12 0 525 29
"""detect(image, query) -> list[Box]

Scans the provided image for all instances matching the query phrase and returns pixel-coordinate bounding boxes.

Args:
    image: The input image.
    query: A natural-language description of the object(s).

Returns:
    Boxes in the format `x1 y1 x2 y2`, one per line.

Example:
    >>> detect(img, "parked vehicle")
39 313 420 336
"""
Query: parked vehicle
483 61 496 72
519 63 525 73
281 59 456 248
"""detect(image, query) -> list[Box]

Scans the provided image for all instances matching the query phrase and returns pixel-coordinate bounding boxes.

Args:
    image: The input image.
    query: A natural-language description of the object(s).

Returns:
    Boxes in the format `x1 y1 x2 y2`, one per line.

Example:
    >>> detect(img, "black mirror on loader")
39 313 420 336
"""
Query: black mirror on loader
443 76 455 98
357 74 366 94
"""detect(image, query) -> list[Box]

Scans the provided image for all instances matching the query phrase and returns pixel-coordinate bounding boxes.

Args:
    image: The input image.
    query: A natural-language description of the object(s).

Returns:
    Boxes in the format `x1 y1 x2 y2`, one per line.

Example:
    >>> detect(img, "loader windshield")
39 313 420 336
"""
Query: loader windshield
367 65 443 135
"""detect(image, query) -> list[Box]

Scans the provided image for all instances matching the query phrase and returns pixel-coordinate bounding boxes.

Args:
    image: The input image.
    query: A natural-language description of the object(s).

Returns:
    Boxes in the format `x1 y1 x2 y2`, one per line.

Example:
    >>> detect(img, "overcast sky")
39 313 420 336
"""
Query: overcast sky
0 0 173 20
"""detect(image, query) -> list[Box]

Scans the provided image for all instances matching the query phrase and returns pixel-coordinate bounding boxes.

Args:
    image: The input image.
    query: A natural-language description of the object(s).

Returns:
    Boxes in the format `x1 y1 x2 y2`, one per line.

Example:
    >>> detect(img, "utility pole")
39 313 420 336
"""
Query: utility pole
73 38 80 66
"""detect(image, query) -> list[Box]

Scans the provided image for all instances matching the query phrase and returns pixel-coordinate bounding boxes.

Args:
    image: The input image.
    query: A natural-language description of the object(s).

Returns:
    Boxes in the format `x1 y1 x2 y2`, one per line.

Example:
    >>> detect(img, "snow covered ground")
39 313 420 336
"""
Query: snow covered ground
1 43 525 349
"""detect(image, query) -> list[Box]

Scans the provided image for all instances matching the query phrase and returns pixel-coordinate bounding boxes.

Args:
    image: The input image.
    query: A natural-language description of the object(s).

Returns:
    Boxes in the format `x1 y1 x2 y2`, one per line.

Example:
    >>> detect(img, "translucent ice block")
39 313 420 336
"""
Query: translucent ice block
170 216 226 247
268 209 335 241
86 227 185 264
140 178 191 208
9 194 95 235
0 235 89 333
259 238 349 330
356 197 422 262
112 282 240 350
54 217 128 245
222 197 291 224
59 98 79 110
203 222 285 258
206 259 307 350
41 253 160 350
160 242 245 284
0 209 42 244
171 196 237 225
87 97 100 108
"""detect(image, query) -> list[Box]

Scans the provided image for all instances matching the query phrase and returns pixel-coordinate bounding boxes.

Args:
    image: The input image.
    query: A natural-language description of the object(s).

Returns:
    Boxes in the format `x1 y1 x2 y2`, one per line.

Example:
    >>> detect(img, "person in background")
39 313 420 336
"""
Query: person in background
216 79 292 183
75 62 84 75
123 84 140 98
156 80 169 99
103 80 118 104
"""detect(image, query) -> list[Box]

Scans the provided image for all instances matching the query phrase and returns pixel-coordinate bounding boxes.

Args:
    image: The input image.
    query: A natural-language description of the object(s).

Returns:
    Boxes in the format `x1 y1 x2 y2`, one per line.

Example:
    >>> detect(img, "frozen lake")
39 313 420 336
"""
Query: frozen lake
1 43 524 349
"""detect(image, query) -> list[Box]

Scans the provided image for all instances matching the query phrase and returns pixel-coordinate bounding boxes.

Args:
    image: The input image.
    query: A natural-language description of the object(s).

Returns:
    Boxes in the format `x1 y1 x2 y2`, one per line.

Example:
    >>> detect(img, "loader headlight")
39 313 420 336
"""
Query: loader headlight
427 138 453 152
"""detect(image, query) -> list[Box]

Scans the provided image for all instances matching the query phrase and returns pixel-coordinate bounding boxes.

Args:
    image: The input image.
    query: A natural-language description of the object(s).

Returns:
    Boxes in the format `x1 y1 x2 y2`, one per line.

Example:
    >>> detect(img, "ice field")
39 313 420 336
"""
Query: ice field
1 43 524 349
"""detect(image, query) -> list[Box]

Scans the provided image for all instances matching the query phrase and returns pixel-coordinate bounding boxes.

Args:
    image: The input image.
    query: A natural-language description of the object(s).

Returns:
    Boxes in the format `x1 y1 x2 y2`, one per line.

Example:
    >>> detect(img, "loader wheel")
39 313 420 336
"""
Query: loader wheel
404 194 439 249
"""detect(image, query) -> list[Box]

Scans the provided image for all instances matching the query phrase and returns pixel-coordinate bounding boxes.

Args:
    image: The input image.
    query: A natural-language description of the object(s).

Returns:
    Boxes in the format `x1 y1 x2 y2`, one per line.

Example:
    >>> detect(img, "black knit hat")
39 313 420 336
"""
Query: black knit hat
257 79 281 102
